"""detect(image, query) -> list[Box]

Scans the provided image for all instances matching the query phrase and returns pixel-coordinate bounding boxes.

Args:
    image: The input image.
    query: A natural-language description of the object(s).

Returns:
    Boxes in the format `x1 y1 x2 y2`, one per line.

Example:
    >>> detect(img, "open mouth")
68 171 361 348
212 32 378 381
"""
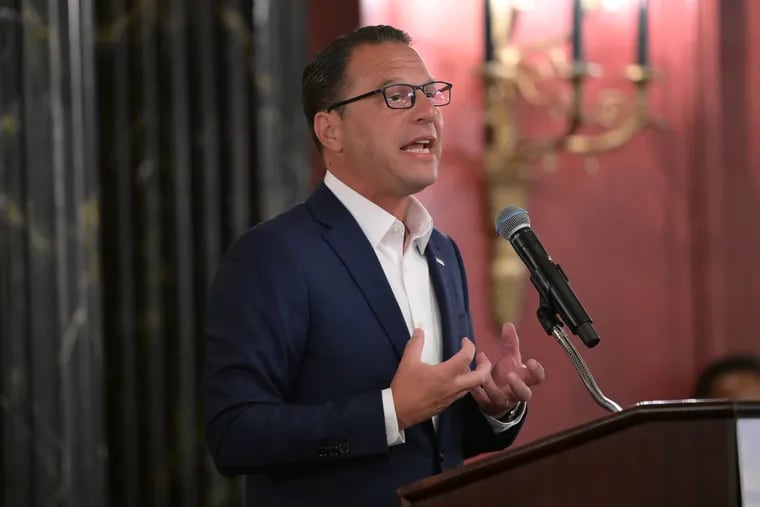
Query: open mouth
400 137 435 154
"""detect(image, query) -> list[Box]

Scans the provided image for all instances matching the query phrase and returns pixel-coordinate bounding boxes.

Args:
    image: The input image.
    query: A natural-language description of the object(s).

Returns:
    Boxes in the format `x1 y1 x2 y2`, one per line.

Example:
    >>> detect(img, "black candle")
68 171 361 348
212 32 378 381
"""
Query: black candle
572 0 584 64
485 0 494 62
636 0 649 66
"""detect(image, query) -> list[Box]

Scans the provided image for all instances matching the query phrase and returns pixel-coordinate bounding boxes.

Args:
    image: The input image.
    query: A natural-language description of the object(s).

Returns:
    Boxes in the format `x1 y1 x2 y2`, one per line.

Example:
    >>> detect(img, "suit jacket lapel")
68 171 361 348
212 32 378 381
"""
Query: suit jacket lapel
307 183 410 358
426 235 465 443
425 237 460 361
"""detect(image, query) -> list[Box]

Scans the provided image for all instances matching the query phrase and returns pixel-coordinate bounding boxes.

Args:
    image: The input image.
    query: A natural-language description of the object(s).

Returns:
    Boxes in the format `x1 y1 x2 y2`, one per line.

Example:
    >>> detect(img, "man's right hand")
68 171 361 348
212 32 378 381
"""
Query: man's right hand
390 329 491 431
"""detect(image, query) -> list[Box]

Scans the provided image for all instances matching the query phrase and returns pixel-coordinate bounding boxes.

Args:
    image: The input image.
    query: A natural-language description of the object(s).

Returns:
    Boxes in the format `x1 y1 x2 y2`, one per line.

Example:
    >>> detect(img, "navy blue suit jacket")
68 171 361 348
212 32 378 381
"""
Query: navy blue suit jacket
204 183 523 506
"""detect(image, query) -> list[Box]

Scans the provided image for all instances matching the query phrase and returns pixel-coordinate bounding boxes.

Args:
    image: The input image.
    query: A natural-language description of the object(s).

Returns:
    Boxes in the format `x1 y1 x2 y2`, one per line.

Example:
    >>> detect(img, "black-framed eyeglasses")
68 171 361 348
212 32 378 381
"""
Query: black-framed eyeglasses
326 81 453 112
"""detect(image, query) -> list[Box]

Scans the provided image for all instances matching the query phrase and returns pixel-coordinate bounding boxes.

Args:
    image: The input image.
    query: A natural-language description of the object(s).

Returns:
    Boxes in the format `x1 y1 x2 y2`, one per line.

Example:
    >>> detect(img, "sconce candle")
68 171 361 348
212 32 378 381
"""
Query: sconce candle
485 0 494 62
636 0 649 66
572 0 584 64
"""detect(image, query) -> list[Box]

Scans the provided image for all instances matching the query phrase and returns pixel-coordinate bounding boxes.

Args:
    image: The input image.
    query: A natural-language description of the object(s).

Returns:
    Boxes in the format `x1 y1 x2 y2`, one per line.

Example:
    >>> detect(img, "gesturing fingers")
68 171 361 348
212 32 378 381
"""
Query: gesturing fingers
499 322 522 363
524 358 546 386
472 366 510 411
492 356 514 386
444 337 477 373
504 371 532 401
492 354 547 389
454 349 491 391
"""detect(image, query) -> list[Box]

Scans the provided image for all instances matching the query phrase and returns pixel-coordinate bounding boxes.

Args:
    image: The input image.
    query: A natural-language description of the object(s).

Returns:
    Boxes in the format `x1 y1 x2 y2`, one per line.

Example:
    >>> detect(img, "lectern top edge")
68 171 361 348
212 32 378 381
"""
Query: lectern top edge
397 399 760 502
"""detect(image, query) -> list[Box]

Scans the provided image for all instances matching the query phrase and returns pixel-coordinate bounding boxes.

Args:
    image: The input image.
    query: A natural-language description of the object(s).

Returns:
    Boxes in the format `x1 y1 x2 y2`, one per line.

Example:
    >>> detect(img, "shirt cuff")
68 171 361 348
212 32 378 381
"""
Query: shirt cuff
382 388 406 446
483 401 526 433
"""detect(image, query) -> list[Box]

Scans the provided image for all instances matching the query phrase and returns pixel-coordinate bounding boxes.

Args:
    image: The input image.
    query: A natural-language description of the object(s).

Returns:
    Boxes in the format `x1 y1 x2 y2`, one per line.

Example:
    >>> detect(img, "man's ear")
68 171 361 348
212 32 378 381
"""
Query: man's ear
313 111 343 153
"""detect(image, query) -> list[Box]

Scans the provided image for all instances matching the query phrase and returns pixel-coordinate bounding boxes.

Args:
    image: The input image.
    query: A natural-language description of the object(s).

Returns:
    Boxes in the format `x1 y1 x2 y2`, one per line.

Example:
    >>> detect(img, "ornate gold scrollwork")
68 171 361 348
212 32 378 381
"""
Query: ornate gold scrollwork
483 0 656 325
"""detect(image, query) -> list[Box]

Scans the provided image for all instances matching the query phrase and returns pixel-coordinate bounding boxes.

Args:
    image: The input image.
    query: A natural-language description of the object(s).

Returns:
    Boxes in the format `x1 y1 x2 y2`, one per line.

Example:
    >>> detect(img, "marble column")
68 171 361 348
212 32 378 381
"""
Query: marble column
1 0 105 505
2 0 311 505
254 0 310 220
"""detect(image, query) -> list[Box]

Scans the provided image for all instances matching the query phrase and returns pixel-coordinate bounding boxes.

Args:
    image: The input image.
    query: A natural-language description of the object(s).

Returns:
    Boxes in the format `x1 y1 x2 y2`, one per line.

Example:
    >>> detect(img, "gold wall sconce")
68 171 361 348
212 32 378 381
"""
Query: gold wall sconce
484 0 656 324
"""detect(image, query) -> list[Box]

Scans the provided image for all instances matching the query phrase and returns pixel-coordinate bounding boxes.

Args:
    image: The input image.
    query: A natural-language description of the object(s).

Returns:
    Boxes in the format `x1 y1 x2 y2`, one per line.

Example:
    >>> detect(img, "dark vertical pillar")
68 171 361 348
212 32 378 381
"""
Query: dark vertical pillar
188 0 226 502
97 0 140 503
254 0 310 219
137 3 169 504
164 0 196 505
0 2 32 507
3 0 311 505
60 0 105 502
220 0 253 239
0 0 106 505
22 2 64 504
97 0 260 506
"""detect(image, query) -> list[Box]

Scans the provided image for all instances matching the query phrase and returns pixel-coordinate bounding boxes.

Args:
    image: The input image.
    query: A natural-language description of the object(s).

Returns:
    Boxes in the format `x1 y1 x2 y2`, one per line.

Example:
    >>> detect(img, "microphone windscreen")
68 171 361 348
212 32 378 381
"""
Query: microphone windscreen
495 206 530 239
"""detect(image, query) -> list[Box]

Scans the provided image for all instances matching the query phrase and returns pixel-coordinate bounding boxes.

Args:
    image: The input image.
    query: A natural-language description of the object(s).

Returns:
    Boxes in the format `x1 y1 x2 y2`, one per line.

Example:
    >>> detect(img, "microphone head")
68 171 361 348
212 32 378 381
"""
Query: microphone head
495 206 530 239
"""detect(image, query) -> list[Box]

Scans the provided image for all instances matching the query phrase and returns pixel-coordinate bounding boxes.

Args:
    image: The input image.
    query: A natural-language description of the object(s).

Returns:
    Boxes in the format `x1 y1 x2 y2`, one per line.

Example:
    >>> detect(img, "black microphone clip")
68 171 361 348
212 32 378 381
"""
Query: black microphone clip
495 206 600 348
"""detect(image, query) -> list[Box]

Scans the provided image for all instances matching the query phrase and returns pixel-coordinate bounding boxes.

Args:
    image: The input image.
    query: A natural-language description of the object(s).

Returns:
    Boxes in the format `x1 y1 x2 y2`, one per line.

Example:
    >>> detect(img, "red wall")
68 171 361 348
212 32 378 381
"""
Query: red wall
359 0 760 446
307 0 360 184
752 0 760 177
313 0 760 446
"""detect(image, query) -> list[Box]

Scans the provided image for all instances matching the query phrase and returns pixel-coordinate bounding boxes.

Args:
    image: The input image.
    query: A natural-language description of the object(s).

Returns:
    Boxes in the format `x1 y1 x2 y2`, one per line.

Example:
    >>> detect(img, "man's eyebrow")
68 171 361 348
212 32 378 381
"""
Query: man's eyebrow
377 77 435 87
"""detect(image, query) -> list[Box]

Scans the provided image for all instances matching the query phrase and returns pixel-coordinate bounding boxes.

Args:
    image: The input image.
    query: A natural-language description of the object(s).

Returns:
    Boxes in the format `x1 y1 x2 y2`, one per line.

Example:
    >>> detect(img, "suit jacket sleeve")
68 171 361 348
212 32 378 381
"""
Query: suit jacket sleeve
203 227 389 475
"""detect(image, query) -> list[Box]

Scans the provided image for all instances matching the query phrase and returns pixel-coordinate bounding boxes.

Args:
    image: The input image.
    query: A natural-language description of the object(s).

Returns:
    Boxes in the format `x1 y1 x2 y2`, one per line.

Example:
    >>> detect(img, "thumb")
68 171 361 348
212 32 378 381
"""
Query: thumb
499 322 521 357
445 337 476 373
402 328 425 361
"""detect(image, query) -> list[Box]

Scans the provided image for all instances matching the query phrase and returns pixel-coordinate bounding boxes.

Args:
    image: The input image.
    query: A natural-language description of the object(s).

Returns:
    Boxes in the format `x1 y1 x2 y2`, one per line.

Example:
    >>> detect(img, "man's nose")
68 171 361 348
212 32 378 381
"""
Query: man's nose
411 90 437 121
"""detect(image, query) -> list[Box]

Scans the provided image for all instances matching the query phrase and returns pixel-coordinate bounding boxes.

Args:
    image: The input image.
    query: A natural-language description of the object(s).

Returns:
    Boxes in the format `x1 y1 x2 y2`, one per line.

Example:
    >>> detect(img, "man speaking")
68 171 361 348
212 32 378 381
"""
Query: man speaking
203 24 546 507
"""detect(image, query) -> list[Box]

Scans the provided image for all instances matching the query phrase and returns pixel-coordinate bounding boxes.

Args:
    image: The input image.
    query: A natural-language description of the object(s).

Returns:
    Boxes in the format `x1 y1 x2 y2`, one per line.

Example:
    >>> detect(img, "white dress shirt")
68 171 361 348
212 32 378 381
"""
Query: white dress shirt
324 172 523 447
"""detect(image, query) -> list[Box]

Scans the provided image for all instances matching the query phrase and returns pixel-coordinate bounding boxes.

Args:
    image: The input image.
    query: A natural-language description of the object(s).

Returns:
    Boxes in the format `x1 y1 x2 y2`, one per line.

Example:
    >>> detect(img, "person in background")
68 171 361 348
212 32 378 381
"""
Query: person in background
694 355 760 400
204 24 546 507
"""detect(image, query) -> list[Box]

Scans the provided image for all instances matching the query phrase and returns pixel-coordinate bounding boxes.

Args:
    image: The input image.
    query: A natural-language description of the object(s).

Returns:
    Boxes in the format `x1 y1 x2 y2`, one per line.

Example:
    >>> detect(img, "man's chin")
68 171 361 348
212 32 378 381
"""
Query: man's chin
406 174 438 195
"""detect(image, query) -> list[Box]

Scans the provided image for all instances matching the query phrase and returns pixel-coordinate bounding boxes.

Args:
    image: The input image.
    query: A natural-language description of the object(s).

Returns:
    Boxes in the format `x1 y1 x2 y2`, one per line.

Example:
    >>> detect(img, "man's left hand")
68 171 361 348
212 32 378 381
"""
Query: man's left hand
470 322 546 419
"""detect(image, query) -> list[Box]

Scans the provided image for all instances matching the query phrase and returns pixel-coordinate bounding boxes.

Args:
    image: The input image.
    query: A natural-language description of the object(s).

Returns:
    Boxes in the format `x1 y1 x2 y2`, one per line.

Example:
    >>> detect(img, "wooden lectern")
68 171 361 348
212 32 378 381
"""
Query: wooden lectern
398 400 760 507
